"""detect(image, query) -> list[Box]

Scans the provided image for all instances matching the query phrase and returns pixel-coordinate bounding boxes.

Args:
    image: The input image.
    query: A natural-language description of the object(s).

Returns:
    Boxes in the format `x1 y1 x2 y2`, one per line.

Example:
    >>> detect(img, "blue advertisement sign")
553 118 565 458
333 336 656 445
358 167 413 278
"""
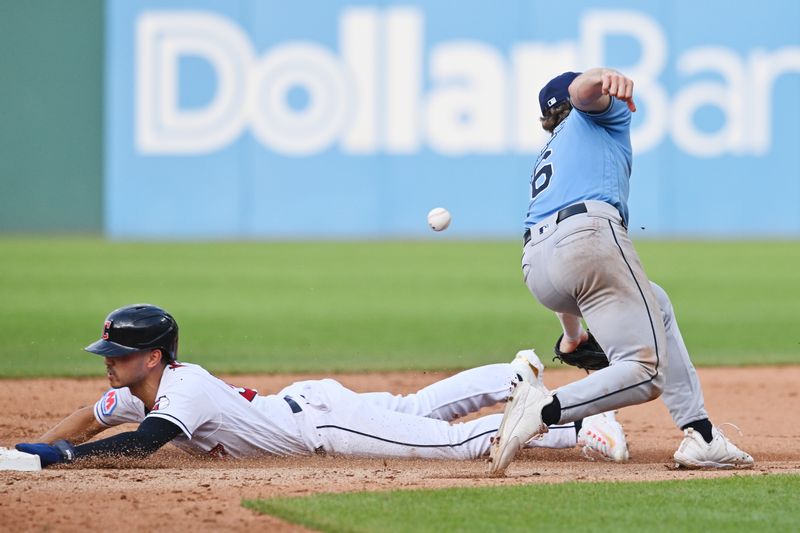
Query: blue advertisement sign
105 0 800 238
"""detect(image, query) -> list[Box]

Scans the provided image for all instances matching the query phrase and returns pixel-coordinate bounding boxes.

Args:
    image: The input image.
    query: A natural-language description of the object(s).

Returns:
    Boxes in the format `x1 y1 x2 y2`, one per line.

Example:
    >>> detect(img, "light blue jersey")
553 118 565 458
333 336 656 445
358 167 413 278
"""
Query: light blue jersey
524 98 632 228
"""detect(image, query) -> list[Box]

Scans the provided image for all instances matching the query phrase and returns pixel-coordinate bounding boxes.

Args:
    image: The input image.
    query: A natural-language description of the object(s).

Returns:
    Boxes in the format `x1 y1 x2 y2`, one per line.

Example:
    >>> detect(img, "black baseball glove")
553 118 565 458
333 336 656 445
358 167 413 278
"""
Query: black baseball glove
553 331 609 372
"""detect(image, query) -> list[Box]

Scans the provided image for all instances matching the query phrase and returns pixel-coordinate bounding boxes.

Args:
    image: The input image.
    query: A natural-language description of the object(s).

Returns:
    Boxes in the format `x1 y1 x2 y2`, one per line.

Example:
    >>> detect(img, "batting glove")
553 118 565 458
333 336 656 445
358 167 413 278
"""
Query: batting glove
16 440 76 467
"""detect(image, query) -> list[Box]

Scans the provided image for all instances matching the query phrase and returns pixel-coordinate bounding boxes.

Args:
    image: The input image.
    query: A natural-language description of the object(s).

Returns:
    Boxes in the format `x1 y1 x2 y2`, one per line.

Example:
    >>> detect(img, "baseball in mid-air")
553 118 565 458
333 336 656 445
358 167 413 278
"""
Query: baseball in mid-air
427 207 451 232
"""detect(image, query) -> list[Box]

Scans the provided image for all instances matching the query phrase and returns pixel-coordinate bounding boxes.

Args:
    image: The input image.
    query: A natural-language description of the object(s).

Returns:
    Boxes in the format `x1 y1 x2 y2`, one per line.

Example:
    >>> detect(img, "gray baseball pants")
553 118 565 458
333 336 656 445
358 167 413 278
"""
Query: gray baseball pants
649 282 709 428
522 200 707 426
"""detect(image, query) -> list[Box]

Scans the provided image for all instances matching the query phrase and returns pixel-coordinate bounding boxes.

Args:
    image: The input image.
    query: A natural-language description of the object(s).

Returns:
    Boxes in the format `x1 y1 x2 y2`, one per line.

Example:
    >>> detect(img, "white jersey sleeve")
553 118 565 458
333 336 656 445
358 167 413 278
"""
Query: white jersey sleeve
93 387 146 427
144 364 215 438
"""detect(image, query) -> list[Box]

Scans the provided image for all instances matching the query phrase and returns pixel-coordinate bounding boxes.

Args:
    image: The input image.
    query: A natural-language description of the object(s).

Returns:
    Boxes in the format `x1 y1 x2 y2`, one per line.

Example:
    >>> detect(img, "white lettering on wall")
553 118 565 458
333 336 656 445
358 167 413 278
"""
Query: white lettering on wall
135 8 800 158
248 44 351 155
137 12 253 154
339 8 380 153
748 47 800 155
425 42 507 154
384 8 423 153
671 47 747 157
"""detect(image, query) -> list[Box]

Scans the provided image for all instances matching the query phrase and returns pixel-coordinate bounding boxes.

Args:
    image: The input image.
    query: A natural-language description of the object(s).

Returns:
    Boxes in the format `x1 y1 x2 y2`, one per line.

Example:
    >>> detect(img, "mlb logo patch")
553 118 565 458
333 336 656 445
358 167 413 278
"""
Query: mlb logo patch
101 390 118 416
547 97 557 108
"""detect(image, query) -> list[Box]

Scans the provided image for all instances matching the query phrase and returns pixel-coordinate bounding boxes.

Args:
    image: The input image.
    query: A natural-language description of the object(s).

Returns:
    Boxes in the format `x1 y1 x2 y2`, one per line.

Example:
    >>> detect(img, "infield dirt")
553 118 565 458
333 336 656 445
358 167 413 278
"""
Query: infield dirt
2 366 799 532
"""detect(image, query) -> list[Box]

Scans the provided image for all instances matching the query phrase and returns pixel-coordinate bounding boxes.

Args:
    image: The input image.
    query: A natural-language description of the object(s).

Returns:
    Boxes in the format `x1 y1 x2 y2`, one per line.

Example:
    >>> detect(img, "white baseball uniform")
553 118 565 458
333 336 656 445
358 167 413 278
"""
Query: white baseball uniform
93 362 578 460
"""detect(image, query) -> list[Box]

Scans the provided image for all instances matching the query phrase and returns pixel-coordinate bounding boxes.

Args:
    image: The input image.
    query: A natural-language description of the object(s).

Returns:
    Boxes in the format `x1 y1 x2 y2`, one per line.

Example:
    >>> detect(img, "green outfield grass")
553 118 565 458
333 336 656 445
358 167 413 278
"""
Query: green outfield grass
0 238 798 377
244 474 800 532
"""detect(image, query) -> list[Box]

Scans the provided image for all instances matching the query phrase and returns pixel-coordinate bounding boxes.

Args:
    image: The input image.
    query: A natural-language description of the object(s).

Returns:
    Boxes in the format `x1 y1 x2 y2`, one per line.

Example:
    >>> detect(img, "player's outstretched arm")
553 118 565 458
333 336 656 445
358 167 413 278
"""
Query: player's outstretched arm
38 406 107 445
17 416 182 468
568 68 636 113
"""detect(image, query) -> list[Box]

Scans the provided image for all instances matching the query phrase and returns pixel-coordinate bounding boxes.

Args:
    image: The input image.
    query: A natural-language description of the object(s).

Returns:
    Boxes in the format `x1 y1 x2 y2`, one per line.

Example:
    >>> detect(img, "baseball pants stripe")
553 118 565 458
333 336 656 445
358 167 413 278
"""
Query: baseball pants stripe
522 202 666 424
556 219 662 411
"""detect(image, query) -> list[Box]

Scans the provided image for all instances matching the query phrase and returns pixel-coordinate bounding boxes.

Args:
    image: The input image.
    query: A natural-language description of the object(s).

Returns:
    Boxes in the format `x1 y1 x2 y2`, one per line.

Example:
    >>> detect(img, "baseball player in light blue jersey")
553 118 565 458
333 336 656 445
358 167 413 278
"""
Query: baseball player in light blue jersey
490 68 753 475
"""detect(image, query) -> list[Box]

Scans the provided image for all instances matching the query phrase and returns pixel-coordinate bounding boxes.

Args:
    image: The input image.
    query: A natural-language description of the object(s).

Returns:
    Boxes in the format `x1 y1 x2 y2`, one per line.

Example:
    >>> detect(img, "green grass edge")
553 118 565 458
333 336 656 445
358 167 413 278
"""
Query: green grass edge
242 474 800 533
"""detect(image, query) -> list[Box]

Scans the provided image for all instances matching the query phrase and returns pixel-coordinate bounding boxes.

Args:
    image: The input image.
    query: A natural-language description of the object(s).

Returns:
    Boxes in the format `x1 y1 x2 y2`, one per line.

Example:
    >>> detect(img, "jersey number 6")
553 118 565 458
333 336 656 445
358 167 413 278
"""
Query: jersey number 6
531 149 553 200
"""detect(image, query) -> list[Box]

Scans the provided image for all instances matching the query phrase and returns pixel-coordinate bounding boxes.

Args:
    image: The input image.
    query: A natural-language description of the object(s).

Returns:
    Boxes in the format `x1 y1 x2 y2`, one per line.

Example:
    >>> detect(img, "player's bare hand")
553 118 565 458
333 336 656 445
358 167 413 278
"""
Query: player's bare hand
601 69 636 112
559 330 589 353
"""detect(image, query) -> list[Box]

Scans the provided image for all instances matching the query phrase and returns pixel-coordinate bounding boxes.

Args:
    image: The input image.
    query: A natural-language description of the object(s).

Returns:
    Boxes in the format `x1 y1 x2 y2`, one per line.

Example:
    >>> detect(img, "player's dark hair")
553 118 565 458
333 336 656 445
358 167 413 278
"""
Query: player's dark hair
154 348 170 367
540 101 572 133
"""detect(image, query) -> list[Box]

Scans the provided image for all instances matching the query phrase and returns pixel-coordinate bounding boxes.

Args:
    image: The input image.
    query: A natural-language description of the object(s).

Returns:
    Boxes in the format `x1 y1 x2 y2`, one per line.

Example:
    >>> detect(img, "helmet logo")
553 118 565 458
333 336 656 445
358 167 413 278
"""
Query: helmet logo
102 320 112 340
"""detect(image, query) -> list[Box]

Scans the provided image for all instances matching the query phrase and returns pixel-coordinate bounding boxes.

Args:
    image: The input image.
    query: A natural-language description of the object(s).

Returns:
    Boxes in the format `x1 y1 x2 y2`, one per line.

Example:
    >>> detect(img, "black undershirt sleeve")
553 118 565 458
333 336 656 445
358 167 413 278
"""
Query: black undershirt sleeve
73 416 182 460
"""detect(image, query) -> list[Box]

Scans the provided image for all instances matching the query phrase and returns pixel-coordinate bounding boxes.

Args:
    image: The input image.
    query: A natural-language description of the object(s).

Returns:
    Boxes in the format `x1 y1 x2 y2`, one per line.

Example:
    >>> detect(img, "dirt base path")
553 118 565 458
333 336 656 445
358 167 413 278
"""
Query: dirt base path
2 366 799 532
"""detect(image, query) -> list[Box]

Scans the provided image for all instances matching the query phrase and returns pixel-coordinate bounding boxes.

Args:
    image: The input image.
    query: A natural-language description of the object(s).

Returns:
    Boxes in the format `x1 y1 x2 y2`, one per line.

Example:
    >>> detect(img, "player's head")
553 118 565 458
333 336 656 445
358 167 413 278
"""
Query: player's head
538 71 580 133
85 304 179 365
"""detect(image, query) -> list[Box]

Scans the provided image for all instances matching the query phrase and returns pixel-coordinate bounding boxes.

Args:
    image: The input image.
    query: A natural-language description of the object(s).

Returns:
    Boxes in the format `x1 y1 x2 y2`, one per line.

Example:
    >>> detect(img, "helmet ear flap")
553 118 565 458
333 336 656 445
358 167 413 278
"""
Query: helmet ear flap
162 317 178 362
164 331 179 363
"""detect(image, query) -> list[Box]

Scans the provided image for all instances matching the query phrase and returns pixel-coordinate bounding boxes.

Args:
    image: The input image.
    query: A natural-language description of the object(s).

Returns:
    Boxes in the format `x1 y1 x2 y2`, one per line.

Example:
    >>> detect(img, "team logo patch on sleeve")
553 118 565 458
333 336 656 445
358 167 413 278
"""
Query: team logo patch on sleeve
152 395 170 411
101 390 118 416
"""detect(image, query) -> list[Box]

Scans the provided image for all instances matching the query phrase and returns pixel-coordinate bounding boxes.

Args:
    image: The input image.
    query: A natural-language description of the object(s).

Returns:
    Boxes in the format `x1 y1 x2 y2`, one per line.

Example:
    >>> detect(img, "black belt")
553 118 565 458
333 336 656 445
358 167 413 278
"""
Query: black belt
283 396 303 413
523 203 589 245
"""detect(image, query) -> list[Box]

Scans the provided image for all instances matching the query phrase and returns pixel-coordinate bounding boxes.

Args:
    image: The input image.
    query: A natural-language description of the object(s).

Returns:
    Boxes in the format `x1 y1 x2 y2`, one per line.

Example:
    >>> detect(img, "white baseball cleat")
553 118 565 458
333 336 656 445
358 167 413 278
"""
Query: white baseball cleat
489 379 552 476
673 426 754 469
578 411 629 462
510 349 545 386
